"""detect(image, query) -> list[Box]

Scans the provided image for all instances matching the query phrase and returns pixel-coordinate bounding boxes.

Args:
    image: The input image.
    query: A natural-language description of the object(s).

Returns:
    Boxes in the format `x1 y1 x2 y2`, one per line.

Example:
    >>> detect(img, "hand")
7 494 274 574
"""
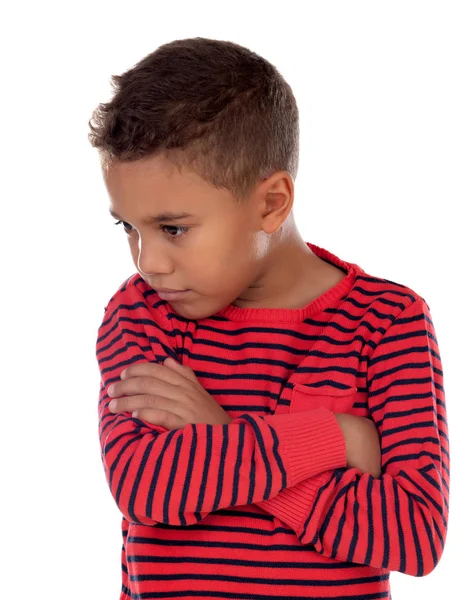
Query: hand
107 357 233 429
334 413 382 478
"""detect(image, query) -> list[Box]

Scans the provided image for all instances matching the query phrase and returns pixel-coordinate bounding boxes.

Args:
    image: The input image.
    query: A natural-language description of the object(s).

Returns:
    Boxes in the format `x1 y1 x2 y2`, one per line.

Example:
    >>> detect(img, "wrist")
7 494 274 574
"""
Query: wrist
334 413 382 478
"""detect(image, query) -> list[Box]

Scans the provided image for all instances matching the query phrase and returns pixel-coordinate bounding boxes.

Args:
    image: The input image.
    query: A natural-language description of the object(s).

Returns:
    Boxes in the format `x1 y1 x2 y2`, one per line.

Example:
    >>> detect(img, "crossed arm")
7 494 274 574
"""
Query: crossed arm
97 296 448 576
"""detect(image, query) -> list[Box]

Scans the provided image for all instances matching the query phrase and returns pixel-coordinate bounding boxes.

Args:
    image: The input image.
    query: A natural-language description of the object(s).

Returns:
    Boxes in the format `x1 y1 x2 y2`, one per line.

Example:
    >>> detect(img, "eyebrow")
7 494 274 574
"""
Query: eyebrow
109 208 195 224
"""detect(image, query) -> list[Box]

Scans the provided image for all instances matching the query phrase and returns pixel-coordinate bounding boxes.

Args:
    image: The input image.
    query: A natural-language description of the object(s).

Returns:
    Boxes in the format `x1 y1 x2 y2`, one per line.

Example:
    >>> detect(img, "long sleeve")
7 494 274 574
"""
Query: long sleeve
255 298 450 576
96 296 347 527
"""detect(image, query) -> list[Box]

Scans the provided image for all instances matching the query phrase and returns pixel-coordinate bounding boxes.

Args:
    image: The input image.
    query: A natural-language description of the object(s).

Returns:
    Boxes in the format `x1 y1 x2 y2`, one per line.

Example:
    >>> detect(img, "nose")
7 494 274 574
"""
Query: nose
136 238 174 276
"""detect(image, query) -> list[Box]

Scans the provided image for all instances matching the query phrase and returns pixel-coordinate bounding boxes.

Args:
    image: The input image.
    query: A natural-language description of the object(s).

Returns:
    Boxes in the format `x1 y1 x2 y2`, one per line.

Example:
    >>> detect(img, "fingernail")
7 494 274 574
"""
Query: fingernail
109 400 117 411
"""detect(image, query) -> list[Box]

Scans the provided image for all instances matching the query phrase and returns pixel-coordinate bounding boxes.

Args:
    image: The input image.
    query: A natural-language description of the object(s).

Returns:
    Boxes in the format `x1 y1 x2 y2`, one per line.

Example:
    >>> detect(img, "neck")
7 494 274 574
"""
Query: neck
232 226 327 309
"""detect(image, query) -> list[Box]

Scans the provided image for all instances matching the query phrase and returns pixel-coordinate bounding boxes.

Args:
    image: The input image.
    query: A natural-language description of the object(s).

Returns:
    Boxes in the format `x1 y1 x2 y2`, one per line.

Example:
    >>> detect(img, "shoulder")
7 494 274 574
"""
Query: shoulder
102 273 139 313
104 273 143 307
347 262 429 324
102 273 169 321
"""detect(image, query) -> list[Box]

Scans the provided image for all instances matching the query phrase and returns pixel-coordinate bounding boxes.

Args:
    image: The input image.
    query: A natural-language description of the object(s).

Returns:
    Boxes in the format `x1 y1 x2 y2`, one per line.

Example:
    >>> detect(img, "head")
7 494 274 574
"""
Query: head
88 37 302 319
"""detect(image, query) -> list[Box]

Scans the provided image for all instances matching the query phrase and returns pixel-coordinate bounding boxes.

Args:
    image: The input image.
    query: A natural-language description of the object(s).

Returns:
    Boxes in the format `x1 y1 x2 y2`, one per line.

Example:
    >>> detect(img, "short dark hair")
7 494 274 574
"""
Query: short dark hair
87 37 299 203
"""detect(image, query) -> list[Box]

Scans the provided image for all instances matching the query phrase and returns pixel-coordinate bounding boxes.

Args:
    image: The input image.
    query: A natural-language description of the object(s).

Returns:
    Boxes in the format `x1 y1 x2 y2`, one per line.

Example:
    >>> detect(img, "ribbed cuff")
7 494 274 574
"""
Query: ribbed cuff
256 473 330 533
263 407 347 486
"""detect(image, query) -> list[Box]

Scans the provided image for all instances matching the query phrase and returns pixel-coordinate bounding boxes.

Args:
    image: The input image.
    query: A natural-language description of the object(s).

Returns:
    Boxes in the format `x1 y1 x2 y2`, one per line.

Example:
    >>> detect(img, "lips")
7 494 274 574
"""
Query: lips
153 288 191 301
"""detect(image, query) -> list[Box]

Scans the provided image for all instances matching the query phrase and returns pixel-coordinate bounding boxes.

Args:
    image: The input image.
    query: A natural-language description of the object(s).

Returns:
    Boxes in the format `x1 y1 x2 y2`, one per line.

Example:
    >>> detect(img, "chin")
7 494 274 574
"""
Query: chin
170 300 220 320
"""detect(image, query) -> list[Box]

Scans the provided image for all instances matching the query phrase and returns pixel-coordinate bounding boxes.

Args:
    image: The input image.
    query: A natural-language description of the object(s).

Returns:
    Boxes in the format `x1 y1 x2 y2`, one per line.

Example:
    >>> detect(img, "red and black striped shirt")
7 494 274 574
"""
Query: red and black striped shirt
96 242 449 599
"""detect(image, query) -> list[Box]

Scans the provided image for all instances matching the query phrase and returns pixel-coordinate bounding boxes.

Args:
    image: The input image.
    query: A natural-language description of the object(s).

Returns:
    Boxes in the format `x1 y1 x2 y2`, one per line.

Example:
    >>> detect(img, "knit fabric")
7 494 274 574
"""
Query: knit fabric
96 242 449 599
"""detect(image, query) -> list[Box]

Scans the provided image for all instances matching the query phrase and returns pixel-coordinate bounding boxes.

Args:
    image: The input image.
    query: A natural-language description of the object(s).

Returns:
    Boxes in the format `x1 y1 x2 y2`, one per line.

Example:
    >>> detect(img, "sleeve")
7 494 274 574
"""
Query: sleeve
255 298 450 576
96 294 347 527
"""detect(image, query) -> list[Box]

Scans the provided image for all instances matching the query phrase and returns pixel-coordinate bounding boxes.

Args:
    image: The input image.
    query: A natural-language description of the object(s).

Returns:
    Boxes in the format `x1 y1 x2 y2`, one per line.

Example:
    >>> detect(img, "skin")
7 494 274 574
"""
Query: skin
104 155 382 476
103 154 346 320
334 413 382 478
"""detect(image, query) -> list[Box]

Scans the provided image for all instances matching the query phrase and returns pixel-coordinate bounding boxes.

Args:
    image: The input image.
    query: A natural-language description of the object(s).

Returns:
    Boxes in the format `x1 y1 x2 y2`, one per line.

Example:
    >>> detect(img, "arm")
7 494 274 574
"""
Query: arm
97 296 347 527
255 414 382 531
256 298 449 576
334 413 382 478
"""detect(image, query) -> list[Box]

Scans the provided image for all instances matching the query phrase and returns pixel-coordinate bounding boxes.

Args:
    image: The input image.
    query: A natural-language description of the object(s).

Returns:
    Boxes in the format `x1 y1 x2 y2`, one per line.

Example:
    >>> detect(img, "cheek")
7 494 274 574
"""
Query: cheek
194 237 252 286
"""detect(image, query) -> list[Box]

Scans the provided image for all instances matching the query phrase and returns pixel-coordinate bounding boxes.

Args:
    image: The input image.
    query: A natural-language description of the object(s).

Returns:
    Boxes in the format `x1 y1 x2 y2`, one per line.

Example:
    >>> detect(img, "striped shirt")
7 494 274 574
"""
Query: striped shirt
96 242 449 599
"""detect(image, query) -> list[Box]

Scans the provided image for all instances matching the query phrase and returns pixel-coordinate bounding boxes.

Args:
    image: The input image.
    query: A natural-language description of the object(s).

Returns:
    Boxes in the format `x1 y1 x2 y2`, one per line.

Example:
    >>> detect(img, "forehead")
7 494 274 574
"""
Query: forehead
104 157 232 221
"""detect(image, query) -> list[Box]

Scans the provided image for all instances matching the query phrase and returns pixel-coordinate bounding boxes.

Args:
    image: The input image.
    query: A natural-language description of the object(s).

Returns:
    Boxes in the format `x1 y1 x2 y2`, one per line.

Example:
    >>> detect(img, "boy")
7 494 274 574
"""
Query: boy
91 37 449 599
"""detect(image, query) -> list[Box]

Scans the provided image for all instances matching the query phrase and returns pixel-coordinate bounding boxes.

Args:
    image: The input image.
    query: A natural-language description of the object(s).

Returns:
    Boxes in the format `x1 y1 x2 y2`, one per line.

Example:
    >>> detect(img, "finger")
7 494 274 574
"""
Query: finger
108 394 180 415
111 375 183 402
163 357 197 382
121 360 178 384
122 359 195 385
132 408 186 430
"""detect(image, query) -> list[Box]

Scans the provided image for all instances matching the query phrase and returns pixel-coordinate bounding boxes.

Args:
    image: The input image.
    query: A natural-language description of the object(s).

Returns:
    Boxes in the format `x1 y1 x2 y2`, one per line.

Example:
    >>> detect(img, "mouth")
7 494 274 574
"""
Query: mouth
153 288 191 301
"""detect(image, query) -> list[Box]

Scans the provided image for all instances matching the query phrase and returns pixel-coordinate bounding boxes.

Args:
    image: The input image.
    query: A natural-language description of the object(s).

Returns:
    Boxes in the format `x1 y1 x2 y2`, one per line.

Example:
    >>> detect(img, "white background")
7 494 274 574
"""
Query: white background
2 1 474 598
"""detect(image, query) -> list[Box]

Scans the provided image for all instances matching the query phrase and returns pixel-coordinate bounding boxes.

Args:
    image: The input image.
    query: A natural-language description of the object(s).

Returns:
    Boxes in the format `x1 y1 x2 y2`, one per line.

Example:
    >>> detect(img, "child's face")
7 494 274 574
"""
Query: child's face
104 155 282 320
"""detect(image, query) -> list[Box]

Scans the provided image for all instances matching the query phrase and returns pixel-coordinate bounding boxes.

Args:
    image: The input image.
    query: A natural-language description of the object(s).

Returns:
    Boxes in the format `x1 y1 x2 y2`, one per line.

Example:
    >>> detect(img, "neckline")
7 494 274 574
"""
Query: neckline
213 242 359 323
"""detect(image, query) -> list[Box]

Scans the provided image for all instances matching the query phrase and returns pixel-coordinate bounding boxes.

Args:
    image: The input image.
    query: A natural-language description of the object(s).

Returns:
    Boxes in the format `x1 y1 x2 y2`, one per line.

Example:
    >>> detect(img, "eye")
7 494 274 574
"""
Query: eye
114 220 133 233
160 225 190 240
114 220 190 241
